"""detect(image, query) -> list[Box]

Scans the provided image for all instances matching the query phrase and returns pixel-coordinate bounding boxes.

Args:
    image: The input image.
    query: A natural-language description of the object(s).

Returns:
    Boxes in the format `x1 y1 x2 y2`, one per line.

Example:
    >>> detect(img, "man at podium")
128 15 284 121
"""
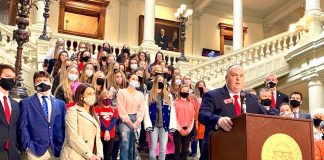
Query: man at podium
198 64 265 160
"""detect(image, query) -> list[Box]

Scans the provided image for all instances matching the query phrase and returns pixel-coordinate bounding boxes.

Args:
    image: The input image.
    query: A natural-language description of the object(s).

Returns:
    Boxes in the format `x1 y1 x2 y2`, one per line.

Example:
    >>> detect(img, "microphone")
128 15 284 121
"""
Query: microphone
240 92 247 114
248 93 268 115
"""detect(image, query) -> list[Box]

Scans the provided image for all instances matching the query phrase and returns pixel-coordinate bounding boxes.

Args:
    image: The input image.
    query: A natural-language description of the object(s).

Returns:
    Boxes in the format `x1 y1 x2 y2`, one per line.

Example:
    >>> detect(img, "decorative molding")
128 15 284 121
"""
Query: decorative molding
263 0 304 25
205 3 264 24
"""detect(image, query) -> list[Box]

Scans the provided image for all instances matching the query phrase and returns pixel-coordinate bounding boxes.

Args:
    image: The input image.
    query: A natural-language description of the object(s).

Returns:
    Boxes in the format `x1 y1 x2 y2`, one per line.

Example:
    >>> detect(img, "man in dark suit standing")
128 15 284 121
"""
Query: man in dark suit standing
290 92 311 119
198 64 265 160
264 73 289 109
0 64 21 160
19 71 66 159
155 28 168 50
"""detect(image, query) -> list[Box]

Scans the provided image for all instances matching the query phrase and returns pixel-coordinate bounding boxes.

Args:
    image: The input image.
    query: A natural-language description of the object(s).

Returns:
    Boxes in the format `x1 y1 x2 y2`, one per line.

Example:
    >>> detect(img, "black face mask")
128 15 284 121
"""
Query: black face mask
138 76 143 83
82 56 90 62
35 82 51 92
290 100 301 108
101 56 107 61
260 98 272 106
97 78 105 86
123 48 130 53
158 82 164 89
266 81 277 89
155 72 163 76
0 78 16 91
314 118 322 127
180 92 189 98
103 47 111 54
163 73 172 82
199 87 204 97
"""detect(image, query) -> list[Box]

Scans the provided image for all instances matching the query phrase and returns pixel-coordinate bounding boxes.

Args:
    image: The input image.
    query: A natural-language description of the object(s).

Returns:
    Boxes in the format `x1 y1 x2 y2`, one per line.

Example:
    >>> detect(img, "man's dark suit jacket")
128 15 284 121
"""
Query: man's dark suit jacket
298 110 311 119
0 96 21 160
275 90 289 109
198 85 265 160
155 35 168 50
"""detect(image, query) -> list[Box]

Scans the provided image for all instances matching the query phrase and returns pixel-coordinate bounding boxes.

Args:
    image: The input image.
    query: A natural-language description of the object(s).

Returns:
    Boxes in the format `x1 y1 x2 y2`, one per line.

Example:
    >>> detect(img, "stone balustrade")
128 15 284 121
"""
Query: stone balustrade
189 30 305 89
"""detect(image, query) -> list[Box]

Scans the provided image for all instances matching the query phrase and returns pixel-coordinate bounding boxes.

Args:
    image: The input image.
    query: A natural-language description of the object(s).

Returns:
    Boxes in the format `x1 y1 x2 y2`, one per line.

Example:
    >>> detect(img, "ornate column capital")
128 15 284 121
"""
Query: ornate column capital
120 0 128 7
262 22 273 38
192 10 203 21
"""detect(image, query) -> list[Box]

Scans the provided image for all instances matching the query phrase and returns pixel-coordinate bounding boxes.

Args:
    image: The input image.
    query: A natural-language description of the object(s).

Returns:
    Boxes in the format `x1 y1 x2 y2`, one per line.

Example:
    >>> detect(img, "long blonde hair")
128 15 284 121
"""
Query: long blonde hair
55 66 78 103
59 59 72 81
80 63 95 83
107 62 119 88
110 70 127 90
148 75 171 105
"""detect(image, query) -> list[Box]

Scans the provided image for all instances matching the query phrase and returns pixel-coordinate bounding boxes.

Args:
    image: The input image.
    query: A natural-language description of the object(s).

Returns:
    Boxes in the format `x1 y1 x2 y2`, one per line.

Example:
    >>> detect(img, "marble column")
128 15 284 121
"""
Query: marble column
140 0 158 49
233 0 243 51
119 0 129 43
32 0 45 27
192 11 202 56
308 78 324 114
305 0 322 36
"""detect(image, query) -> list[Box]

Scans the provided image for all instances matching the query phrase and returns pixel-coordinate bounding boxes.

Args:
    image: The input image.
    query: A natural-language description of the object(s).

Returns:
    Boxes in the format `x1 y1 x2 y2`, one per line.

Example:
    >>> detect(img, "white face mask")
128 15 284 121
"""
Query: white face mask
130 64 138 70
83 95 96 106
129 80 140 88
79 48 86 52
85 70 93 77
175 79 182 85
68 73 78 81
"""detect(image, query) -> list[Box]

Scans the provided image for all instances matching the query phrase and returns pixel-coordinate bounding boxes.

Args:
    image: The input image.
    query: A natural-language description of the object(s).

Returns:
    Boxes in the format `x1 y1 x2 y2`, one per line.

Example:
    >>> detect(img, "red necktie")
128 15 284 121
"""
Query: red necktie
271 92 276 109
233 95 241 116
3 96 10 150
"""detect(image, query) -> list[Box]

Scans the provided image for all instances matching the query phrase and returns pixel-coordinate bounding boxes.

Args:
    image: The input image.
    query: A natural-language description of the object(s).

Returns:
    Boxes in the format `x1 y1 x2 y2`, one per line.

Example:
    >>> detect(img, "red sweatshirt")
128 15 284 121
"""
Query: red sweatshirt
95 106 119 138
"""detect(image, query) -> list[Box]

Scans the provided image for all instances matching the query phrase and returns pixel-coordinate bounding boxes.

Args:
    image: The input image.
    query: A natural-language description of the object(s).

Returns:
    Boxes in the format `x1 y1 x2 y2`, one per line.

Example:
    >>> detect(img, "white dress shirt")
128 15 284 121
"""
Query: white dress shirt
37 93 53 122
227 86 242 107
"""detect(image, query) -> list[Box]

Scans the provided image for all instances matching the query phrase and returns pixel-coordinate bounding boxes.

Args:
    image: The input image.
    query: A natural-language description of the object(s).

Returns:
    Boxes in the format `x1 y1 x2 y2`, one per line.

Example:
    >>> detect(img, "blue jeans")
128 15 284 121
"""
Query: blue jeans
119 114 139 160
149 127 168 160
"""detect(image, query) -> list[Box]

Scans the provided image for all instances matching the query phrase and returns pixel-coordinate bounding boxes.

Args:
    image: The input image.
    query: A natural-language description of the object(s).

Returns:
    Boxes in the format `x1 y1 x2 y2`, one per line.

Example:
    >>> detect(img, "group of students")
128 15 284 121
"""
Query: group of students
0 40 208 160
1 39 323 160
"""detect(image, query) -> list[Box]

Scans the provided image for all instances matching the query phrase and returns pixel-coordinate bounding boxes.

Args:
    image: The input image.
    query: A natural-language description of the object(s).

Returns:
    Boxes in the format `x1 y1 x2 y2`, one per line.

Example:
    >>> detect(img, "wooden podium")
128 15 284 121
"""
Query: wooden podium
209 113 314 160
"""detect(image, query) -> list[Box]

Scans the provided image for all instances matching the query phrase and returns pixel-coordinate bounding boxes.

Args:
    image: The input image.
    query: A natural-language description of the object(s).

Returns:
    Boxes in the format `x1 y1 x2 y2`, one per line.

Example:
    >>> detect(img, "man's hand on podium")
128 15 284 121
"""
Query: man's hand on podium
217 117 233 131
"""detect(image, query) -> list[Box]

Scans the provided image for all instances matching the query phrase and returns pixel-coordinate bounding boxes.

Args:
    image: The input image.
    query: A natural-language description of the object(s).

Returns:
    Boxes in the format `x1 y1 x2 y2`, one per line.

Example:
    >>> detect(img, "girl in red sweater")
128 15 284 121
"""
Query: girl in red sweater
95 90 118 160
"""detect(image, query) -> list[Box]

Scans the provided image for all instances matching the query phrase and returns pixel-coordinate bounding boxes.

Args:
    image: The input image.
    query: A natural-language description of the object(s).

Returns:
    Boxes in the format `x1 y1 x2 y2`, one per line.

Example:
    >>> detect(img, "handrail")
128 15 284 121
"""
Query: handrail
189 31 292 71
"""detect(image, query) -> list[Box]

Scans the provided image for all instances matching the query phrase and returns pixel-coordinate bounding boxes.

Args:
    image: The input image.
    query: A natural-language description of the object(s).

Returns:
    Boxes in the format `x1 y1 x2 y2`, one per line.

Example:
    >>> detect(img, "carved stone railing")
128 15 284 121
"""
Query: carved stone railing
0 23 38 94
189 30 306 89
51 33 210 66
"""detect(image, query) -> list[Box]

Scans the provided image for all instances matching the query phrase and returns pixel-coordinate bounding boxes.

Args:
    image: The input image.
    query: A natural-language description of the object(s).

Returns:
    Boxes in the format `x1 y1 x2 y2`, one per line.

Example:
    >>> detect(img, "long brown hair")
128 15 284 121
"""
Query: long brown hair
52 51 68 78
74 83 99 122
193 80 206 100
148 75 171 105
